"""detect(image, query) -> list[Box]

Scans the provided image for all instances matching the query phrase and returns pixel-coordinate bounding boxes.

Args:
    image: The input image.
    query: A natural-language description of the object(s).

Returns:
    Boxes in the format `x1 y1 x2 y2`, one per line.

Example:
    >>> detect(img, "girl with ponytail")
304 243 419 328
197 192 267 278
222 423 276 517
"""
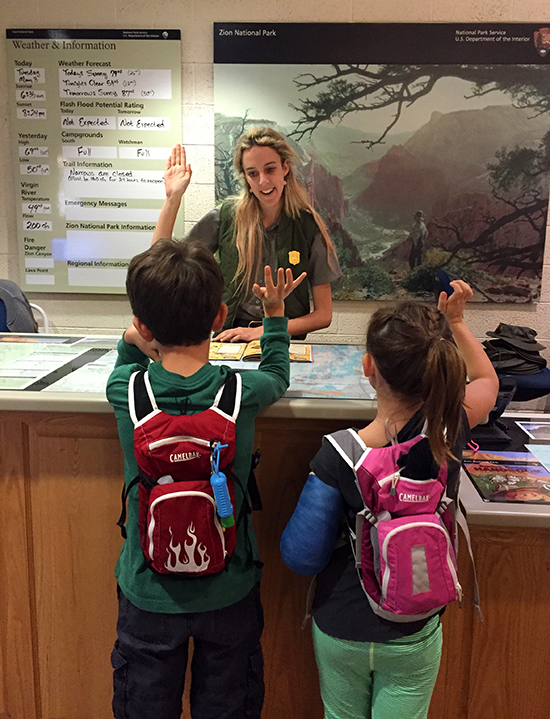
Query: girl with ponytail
152 129 341 341
281 280 498 719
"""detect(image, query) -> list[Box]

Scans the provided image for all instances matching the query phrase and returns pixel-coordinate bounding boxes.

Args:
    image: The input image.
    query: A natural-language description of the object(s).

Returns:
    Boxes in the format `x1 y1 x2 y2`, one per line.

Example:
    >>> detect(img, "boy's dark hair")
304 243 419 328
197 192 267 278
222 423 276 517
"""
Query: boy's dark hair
126 238 224 346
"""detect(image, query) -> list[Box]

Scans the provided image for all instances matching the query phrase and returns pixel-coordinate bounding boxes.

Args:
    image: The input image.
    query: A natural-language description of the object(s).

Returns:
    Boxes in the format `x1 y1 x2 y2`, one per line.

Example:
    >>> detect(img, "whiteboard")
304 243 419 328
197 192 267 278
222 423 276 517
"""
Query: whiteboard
6 29 182 294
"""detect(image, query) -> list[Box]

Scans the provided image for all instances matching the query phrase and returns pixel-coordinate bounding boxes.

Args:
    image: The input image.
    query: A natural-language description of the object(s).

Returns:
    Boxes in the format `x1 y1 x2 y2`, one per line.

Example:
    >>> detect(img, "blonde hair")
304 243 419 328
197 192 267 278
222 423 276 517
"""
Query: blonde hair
366 302 467 465
232 126 336 294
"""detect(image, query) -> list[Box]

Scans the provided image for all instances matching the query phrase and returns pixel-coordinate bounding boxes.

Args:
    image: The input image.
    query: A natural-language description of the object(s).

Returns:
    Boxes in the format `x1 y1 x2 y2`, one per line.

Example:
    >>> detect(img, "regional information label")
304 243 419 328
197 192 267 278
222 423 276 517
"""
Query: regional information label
6 29 182 294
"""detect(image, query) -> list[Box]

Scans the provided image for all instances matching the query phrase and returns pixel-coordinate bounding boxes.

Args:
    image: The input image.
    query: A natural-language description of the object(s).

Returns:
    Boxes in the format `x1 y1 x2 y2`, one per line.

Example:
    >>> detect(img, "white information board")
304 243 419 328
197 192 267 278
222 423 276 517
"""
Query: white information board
6 29 182 294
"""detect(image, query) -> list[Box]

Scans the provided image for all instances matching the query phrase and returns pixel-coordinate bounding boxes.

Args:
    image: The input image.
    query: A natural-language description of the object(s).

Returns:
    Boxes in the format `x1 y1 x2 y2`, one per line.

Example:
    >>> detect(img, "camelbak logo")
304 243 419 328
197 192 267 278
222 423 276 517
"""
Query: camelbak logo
399 493 431 503
170 451 201 463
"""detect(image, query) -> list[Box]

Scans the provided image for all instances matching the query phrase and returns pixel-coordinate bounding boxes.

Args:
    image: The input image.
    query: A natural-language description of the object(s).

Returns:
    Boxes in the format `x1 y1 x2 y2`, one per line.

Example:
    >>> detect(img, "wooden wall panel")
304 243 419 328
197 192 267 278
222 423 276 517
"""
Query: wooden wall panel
0 412 123 719
253 417 351 719
26 413 122 719
428 536 475 719
432 525 550 719
0 414 37 719
466 526 550 719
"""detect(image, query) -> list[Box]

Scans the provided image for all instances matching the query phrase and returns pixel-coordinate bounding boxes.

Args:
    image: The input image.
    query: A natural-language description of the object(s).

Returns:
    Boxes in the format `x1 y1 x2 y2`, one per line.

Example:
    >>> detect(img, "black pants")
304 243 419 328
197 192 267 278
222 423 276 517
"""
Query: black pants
112 584 264 719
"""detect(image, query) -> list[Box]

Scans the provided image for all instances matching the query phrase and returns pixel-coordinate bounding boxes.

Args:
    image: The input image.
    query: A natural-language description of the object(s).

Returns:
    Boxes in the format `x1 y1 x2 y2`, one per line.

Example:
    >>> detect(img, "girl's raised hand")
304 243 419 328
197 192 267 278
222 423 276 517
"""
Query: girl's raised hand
252 266 307 317
164 144 192 200
438 279 473 326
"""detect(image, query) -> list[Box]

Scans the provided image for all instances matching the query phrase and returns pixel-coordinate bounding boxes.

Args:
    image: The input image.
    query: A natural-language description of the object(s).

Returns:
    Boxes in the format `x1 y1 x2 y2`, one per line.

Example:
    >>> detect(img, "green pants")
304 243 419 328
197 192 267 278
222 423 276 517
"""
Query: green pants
312 616 442 719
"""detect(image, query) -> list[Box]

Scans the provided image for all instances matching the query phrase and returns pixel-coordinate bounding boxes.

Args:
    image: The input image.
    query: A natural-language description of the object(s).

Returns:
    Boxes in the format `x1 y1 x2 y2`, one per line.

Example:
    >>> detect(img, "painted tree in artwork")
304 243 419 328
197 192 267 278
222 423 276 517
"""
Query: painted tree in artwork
214 112 253 199
289 64 550 146
289 63 550 301
420 129 550 299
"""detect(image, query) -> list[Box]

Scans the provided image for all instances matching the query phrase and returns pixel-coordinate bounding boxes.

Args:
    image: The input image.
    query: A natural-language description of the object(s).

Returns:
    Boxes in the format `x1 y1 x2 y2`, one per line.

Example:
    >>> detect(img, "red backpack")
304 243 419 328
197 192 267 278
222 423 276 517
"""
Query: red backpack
118 369 242 576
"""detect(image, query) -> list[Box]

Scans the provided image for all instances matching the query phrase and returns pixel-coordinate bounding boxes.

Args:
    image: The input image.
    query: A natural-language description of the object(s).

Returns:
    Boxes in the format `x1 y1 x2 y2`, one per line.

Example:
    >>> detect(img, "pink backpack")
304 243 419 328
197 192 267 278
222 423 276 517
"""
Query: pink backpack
326 428 472 622
118 369 242 576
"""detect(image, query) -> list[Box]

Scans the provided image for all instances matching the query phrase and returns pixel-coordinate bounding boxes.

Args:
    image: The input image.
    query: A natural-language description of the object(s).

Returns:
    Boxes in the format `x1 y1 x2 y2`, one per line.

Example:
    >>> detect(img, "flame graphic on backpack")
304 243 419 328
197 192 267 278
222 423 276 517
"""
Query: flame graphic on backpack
165 524 210 572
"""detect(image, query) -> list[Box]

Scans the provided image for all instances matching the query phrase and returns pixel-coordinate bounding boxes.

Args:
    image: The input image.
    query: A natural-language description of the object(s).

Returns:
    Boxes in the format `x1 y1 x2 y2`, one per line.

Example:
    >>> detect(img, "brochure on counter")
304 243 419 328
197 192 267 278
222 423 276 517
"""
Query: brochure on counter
463 449 550 504
209 342 313 363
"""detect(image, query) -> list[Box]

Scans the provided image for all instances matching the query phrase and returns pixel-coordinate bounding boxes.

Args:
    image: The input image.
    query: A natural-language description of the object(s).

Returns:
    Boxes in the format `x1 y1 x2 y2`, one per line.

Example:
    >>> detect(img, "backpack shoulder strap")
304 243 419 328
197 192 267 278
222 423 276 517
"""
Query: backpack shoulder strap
213 369 242 421
326 429 376 570
129 370 158 427
325 428 370 475
454 490 484 621
129 368 241 428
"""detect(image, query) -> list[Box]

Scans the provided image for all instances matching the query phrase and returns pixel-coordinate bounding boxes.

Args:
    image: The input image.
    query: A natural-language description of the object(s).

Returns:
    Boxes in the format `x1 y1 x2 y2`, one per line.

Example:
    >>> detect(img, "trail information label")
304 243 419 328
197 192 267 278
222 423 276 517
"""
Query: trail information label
6 29 181 294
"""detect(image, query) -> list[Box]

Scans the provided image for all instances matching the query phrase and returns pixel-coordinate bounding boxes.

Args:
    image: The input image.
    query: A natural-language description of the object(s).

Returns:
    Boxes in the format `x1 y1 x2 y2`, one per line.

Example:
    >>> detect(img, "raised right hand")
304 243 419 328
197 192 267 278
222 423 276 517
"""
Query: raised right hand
438 279 473 326
164 144 192 200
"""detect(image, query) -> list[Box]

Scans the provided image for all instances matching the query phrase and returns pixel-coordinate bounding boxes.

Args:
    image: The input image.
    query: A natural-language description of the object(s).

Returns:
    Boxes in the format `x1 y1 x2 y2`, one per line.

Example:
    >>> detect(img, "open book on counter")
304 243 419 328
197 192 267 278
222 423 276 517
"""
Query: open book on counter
209 341 313 363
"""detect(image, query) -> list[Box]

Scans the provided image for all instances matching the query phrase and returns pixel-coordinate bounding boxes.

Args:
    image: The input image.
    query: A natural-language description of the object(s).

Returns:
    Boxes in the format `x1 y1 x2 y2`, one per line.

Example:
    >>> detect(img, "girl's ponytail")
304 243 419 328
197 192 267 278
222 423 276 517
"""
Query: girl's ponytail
367 302 467 466
421 338 467 465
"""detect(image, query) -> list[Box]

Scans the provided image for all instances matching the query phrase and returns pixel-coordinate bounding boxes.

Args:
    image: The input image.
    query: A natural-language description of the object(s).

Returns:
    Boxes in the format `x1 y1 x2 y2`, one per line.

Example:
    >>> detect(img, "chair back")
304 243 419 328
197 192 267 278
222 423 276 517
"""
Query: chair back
0 280 38 333
29 303 50 333
0 299 8 332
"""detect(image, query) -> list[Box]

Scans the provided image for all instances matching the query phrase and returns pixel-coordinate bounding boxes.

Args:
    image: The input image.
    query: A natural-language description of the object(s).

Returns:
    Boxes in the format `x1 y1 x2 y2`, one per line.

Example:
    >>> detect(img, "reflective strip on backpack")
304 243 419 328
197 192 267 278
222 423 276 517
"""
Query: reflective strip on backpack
355 509 371 567
142 370 159 410
148 435 212 451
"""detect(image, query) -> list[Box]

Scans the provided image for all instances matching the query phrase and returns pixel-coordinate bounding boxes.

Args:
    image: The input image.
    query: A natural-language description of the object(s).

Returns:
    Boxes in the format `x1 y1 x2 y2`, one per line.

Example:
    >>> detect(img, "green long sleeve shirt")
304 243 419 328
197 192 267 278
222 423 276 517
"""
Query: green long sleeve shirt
106 316 290 613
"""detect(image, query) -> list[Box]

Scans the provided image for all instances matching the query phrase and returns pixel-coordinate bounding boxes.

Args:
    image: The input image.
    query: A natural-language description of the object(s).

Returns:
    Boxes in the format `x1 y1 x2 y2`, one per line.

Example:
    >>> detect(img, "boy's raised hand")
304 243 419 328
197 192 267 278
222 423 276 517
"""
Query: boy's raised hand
438 279 473 326
164 144 192 200
216 267 306 341
253 266 307 318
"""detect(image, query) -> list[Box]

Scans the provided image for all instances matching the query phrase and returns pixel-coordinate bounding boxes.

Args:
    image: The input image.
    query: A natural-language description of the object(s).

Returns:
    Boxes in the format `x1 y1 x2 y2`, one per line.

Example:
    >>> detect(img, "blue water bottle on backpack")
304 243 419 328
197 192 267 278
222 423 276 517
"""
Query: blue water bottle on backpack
210 442 235 529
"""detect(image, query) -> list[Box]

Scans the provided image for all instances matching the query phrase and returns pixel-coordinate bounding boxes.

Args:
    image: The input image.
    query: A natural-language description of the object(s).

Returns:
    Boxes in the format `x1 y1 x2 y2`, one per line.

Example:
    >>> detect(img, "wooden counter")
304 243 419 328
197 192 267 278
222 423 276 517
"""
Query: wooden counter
431 523 550 719
0 408 355 719
1 398 549 717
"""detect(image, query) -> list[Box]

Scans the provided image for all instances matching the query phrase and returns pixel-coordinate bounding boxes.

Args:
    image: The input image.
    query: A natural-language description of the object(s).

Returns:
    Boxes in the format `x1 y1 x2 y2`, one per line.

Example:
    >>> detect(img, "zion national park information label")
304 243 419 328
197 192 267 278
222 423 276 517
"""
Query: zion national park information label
6 29 181 293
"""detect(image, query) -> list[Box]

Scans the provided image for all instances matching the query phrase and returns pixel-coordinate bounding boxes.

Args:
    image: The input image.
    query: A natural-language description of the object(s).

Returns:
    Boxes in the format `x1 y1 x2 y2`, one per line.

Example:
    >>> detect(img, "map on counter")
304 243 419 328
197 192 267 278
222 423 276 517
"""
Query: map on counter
43 348 117 393
6 29 182 294
41 343 375 400
525 444 550 474
285 345 374 399
208 344 374 400
0 342 88 389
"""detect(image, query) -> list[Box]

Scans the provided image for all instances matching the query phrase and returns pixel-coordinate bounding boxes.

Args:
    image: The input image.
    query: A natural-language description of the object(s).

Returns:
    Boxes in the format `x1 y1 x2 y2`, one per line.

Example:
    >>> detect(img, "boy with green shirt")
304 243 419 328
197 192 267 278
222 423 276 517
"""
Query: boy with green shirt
107 237 305 719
